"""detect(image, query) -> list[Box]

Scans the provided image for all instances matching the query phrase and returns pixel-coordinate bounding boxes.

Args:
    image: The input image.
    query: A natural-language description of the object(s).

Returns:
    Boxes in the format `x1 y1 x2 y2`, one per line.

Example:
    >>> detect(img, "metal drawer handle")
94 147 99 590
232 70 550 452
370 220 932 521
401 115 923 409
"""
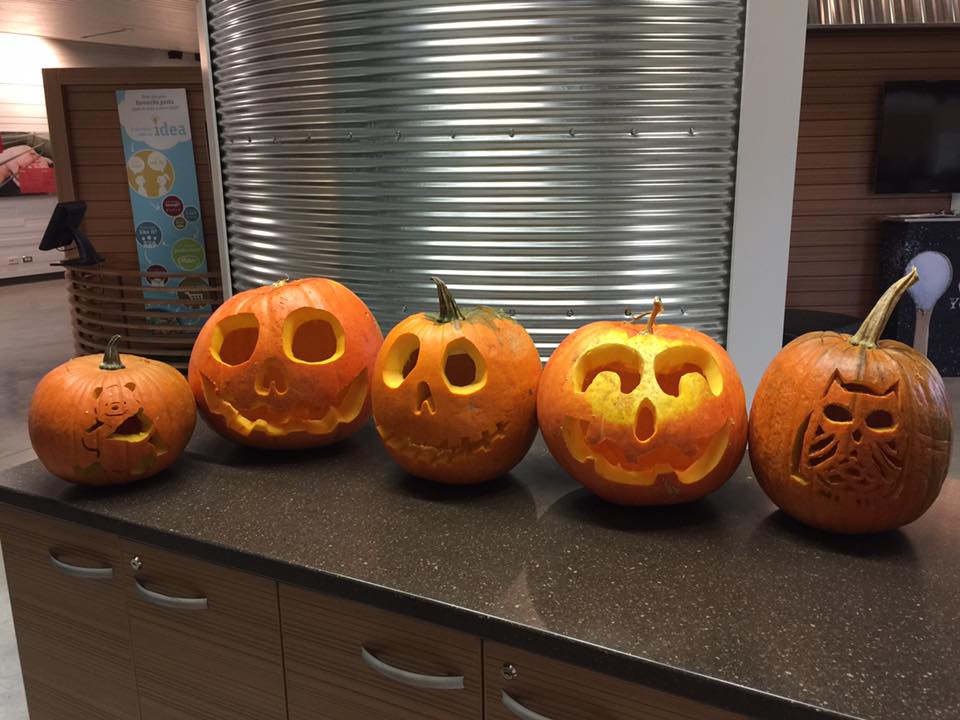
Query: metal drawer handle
49 551 113 580
133 577 208 610
360 646 464 690
502 690 554 720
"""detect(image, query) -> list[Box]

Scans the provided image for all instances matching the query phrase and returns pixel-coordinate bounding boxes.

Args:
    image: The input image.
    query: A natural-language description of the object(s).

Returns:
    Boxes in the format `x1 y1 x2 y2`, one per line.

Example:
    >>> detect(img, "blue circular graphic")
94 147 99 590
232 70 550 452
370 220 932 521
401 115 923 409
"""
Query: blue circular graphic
183 206 200 222
135 221 162 248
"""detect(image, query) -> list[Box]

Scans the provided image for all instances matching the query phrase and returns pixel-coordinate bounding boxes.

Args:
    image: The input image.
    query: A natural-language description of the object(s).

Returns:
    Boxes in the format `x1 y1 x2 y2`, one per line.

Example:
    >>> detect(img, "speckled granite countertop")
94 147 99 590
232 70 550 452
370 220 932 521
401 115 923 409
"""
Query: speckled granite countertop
0 422 957 720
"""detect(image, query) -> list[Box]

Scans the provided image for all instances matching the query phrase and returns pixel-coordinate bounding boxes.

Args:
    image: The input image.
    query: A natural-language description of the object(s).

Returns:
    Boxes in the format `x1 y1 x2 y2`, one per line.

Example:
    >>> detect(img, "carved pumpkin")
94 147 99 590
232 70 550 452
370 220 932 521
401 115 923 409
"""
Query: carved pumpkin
749 269 952 534
371 278 541 484
188 278 383 449
538 299 747 505
29 335 195 485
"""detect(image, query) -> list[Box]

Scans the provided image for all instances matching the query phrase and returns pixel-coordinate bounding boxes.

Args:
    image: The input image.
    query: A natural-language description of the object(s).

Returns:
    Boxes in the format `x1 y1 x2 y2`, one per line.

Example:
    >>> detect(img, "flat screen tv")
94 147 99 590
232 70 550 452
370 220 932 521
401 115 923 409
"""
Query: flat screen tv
875 81 960 194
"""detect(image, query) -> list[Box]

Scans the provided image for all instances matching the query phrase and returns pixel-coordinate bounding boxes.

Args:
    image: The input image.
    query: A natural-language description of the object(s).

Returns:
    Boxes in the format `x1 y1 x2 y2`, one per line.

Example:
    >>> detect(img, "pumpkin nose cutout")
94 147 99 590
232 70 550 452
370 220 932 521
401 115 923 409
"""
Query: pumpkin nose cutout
415 381 435 415
635 401 656 442
852 428 863 443
255 357 289 396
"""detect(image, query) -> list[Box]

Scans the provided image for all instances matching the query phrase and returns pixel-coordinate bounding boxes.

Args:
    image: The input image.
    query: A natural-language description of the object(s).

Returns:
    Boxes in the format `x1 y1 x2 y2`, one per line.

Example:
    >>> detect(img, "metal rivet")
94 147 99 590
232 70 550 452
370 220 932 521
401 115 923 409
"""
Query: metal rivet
568 128 576 137
624 307 632 316
451 133 457 139
680 307 687 315
506 308 516 316
629 127 638 137
401 304 408 313
347 131 353 141
688 127 696 136
395 130 402 140
502 663 518 681
566 308 575 317
246 136 251 143
508 129 515 138
305 135 312 142
130 556 142 571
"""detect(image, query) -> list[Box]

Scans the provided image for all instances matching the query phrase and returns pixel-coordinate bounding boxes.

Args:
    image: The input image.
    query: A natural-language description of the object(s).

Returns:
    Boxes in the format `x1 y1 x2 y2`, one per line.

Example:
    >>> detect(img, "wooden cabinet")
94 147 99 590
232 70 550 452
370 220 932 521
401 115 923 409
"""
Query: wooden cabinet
484 643 747 720
120 539 287 720
0 508 749 720
280 584 483 720
0 507 140 720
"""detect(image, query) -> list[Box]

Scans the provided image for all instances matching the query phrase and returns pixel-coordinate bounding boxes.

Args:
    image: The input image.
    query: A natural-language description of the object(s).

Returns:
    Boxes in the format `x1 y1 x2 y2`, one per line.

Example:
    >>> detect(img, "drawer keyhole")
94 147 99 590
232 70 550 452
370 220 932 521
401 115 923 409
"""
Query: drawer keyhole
502 663 518 681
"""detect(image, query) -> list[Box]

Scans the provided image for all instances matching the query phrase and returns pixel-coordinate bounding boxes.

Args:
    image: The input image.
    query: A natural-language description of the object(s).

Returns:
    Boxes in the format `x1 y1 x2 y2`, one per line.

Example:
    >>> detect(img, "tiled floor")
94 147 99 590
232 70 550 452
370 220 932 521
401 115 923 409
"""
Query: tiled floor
0 278 73 720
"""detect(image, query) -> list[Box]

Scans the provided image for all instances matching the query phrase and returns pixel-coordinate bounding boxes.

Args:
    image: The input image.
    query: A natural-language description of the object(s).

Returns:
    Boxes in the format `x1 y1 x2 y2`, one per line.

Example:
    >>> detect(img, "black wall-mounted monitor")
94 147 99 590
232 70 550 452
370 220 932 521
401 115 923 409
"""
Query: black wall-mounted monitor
875 81 960 194
39 201 103 266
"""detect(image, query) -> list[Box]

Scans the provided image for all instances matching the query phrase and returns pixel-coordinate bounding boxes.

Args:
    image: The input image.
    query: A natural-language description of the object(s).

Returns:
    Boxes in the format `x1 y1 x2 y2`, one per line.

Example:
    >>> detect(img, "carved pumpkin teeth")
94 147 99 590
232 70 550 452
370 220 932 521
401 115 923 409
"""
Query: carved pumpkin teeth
382 422 510 463
199 371 368 438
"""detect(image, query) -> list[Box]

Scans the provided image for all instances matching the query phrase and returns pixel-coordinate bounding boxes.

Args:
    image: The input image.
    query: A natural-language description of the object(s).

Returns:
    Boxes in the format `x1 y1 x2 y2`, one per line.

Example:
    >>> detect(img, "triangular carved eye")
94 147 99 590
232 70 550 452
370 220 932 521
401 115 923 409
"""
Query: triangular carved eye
574 344 642 393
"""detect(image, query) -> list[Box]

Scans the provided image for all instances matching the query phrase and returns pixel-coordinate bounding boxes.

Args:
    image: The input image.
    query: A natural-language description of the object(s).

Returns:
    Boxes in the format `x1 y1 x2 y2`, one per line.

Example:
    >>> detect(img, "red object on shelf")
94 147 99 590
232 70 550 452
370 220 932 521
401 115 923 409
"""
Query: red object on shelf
17 163 56 194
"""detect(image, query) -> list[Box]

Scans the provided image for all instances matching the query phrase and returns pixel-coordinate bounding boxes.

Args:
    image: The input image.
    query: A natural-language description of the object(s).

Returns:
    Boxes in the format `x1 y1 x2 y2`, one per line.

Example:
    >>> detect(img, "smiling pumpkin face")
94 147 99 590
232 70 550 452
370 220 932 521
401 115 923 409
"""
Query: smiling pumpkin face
371 278 541 484
188 278 383 449
538 300 747 505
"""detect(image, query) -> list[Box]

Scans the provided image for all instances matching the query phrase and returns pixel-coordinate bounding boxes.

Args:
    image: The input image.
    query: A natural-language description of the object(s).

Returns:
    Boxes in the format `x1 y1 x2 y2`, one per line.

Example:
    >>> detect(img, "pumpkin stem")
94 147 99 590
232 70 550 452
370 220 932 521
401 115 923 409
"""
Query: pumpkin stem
100 334 125 370
849 268 919 349
633 297 664 332
432 276 466 323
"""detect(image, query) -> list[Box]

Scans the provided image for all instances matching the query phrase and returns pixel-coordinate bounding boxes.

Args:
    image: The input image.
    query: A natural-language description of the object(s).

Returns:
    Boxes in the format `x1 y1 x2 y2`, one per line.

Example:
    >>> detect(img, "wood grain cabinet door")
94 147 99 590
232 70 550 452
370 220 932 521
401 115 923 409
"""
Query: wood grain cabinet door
280 584 483 720
484 643 748 720
119 539 286 720
0 507 140 720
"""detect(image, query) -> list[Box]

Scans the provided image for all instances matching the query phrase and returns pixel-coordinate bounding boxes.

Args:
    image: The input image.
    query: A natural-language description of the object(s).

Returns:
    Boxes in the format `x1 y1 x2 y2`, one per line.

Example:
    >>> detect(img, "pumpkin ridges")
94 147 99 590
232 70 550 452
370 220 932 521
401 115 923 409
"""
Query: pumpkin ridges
371 282 541 484
750 270 952 534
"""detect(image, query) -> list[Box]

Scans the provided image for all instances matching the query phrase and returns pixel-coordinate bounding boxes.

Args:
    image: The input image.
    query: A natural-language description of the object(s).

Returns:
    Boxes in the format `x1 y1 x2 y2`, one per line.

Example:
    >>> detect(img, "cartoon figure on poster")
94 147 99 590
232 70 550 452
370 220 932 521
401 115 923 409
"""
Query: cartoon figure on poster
117 89 210 325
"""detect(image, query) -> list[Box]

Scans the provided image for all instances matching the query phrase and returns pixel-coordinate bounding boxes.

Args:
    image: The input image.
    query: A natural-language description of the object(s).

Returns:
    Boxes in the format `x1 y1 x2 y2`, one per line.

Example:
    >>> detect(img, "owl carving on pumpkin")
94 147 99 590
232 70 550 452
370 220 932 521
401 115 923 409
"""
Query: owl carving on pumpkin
792 372 904 497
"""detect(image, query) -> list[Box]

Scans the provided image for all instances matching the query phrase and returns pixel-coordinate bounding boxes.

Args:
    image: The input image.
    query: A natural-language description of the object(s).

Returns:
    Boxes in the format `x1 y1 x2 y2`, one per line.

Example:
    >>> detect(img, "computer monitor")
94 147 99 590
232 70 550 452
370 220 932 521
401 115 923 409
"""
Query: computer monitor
39 201 103 266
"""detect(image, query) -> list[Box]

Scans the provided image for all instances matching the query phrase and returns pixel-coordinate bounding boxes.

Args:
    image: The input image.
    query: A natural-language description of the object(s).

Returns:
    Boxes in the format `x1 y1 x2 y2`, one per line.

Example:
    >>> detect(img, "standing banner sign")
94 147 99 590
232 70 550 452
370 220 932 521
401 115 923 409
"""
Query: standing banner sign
117 89 209 324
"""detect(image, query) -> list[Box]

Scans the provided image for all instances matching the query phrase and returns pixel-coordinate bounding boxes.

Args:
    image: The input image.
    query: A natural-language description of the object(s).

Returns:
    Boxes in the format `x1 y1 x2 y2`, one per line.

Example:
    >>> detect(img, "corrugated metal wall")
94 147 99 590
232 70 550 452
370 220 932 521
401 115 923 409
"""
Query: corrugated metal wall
206 0 745 356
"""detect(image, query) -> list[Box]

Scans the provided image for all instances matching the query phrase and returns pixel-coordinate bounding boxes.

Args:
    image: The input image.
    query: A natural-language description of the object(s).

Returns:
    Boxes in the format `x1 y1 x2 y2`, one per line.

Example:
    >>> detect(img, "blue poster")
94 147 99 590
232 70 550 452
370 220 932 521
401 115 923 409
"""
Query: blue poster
117 88 209 324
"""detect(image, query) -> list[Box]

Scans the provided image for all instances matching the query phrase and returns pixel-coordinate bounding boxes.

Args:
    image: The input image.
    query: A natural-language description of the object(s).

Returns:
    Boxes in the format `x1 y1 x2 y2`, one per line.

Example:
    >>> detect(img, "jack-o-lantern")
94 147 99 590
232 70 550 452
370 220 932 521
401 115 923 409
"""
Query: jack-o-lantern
749 269 952 534
188 278 383 449
538 299 747 505
29 335 196 485
371 277 541 483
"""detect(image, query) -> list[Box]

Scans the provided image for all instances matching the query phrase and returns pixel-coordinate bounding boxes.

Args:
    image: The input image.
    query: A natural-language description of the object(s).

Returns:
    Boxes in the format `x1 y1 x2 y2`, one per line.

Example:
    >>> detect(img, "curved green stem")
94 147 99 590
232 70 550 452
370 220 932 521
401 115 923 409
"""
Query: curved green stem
849 268 918 349
432 276 466 323
100 334 125 370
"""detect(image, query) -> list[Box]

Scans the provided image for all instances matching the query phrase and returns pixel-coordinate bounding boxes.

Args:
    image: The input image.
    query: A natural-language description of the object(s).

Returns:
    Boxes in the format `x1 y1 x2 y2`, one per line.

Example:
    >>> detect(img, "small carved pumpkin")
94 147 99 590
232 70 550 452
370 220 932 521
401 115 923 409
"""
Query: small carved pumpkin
538 299 747 505
29 335 195 485
749 269 952 534
188 278 383 449
371 278 541 484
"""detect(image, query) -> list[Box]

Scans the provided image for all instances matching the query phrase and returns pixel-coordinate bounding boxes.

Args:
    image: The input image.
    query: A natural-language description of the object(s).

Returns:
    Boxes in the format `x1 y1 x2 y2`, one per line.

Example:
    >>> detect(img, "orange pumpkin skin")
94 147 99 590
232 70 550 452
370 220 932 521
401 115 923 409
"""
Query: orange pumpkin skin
371 279 541 484
538 302 747 505
29 336 196 485
188 278 383 449
749 271 951 534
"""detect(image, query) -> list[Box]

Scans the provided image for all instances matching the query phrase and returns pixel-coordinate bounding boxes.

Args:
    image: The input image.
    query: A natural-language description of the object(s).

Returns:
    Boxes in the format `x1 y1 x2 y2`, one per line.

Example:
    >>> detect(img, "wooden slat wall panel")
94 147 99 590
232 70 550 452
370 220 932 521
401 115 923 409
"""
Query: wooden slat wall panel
42 67 222 359
787 29 958 315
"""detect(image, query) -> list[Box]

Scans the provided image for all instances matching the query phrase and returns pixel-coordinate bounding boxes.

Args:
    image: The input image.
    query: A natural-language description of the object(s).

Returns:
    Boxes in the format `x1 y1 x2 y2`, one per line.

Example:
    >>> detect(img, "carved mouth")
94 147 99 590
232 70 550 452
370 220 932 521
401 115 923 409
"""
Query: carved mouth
379 421 509 464
561 417 731 487
200 371 368 438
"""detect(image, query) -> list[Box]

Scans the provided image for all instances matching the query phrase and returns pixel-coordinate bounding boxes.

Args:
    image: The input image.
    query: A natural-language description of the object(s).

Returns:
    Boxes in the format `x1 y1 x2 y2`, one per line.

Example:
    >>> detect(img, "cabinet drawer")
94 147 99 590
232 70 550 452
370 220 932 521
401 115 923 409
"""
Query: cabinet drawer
485 643 747 720
0 506 139 720
119 539 286 720
281 584 483 720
